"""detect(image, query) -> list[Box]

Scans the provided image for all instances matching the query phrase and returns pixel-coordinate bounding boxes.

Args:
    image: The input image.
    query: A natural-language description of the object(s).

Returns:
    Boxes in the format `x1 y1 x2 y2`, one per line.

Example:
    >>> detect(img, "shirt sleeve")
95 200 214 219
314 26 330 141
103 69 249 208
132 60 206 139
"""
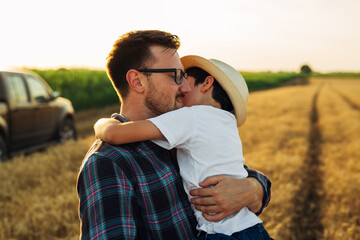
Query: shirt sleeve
149 107 195 150
77 153 136 239
244 165 272 216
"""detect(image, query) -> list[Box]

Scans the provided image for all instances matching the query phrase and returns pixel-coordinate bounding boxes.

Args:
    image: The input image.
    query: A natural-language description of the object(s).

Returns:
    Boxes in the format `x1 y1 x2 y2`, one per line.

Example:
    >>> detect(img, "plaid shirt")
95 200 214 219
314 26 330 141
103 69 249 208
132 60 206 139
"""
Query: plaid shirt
77 114 271 240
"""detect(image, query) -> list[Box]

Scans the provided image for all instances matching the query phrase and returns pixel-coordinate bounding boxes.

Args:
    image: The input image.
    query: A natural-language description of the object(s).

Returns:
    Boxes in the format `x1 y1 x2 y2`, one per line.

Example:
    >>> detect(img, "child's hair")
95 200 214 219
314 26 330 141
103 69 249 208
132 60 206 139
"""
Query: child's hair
186 67 234 112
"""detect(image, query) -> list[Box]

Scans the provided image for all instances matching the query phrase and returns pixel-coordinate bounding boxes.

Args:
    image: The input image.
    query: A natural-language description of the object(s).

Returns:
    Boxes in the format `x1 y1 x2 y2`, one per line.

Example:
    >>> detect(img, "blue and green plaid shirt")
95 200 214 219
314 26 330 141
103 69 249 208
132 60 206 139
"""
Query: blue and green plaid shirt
77 114 271 240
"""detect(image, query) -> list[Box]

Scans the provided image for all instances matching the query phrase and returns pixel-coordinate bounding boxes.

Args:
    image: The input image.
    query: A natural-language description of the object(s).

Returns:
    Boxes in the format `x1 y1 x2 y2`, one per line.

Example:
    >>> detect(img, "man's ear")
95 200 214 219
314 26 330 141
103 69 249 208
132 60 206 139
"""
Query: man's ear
126 69 145 93
200 76 215 93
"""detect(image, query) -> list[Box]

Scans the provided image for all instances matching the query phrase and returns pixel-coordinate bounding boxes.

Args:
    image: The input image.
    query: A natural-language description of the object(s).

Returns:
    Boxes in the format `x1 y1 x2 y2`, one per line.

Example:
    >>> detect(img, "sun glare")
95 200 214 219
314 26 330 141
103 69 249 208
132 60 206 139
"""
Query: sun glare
0 0 359 72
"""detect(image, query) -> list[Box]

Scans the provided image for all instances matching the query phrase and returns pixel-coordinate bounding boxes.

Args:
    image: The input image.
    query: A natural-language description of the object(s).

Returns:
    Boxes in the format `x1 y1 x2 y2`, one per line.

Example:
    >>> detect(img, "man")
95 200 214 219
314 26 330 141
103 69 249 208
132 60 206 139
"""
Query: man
77 30 271 239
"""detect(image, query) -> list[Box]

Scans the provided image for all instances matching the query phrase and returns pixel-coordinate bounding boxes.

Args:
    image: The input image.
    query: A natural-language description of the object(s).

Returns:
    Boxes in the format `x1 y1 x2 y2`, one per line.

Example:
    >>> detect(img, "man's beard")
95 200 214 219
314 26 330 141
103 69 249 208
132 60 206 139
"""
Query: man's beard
144 82 183 117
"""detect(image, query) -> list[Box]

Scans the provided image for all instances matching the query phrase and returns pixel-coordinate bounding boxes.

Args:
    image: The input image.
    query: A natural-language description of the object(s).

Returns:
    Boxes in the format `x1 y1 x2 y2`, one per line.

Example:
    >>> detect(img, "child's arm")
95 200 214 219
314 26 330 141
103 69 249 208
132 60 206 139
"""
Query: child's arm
94 118 163 145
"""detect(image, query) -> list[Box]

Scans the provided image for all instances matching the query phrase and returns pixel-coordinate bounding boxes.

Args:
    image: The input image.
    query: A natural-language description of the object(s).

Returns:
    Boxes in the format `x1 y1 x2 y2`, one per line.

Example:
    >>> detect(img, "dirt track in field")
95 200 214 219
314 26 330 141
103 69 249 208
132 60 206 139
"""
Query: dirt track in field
289 85 324 240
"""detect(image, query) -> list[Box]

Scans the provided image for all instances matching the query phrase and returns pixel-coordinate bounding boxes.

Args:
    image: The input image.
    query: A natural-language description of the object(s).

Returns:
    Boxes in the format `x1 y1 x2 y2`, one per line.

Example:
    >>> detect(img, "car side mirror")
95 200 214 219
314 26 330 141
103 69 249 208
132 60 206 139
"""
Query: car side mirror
51 91 60 100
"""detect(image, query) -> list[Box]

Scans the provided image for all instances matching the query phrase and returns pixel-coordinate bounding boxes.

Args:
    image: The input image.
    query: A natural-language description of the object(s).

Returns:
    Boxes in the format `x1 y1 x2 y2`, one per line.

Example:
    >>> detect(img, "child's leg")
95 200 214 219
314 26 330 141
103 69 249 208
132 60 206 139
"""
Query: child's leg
231 223 272 240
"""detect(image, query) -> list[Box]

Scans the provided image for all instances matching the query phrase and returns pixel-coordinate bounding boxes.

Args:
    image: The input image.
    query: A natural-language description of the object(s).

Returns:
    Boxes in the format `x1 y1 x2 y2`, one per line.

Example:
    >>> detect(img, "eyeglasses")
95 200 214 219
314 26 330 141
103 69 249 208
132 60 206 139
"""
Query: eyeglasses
137 68 188 85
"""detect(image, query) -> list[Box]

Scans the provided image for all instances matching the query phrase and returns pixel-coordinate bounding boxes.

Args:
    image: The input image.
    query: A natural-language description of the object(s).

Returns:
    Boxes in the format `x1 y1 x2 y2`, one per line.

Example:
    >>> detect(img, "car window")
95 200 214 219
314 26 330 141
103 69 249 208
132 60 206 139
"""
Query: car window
25 75 50 103
4 73 29 104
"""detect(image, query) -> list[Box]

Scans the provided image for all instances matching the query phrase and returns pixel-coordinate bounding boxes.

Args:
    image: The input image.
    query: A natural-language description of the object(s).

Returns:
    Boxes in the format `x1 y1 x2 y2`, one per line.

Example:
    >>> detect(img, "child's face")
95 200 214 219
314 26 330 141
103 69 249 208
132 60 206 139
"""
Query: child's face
183 76 203 107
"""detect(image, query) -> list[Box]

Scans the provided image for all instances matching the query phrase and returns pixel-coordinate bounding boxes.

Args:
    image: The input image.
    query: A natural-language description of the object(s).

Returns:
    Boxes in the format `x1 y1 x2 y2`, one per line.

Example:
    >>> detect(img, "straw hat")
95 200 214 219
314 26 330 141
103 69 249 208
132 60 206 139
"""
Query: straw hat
181 55 249 127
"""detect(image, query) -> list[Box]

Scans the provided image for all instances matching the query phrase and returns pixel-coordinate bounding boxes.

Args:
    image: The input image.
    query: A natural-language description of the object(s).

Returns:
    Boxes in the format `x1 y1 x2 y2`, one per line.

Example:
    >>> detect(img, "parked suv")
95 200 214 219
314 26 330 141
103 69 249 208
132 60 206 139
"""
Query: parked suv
0 67 77 161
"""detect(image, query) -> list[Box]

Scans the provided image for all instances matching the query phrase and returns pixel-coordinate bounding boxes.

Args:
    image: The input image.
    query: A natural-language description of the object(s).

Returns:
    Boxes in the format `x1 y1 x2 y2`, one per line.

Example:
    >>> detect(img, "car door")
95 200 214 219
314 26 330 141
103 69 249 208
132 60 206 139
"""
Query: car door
3 72 35 150
24 74 59 144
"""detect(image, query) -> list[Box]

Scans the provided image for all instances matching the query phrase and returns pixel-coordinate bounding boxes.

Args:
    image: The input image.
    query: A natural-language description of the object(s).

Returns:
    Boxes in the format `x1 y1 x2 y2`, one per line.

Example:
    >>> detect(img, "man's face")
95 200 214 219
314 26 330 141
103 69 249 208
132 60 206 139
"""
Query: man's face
182 76 203 107
143 45 191 117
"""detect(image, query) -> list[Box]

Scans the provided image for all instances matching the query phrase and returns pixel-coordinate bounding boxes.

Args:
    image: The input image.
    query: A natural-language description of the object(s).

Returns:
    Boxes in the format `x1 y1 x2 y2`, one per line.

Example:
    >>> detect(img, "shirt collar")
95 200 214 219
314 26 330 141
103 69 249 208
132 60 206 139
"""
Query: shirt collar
111 113 128 123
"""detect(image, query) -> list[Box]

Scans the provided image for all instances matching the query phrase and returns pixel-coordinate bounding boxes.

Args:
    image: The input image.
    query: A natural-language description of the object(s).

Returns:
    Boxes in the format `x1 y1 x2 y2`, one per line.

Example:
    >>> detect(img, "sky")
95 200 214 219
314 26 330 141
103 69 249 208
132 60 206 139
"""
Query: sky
1 0 359 73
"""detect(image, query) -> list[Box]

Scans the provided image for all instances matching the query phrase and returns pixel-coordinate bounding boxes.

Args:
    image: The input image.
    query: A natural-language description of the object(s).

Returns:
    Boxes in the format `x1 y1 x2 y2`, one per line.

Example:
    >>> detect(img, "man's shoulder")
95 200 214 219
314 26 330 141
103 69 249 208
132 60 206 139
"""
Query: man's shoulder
80 138 169 171
82 139 137 163
85 138 131 158
79 139 113 172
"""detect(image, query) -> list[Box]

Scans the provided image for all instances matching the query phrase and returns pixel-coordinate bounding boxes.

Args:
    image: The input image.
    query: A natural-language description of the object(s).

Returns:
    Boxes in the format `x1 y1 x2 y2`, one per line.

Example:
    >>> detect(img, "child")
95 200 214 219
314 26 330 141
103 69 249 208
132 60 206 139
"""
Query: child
94 55 271 239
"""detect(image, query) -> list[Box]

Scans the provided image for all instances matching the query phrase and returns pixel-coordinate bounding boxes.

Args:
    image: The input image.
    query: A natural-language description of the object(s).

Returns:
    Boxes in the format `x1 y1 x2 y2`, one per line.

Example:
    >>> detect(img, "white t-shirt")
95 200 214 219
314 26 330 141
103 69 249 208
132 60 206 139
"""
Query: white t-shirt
149 105 262 235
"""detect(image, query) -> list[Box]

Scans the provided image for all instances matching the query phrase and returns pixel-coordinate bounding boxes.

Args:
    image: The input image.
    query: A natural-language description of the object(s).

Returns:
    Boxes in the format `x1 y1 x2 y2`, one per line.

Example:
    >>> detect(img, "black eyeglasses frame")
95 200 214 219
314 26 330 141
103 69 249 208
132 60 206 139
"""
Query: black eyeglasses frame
137 68 188 85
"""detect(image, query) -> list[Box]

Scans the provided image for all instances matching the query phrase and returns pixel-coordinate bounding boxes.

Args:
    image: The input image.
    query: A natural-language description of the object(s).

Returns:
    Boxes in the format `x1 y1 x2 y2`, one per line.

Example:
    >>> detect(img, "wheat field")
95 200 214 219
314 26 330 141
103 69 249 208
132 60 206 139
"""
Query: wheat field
0 78 359 239
241 78 360 239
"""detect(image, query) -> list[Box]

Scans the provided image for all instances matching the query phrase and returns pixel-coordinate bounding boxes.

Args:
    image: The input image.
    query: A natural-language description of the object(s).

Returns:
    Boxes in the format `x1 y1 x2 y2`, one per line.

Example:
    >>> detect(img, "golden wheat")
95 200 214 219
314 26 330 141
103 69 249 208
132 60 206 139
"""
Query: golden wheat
1 78 359 239
316 79 360 239
240 83 318 239
0 137 95 240
324 78 360 103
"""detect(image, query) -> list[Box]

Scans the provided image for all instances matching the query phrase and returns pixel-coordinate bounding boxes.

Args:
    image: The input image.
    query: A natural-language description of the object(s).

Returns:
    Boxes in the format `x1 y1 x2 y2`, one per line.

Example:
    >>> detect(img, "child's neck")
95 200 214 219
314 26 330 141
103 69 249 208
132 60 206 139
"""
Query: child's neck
199 97 221 109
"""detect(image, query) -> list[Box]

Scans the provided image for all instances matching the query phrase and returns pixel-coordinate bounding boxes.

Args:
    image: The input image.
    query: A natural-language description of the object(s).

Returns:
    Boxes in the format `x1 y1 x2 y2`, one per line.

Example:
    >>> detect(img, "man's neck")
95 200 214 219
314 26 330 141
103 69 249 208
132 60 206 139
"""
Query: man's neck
120 102 152 121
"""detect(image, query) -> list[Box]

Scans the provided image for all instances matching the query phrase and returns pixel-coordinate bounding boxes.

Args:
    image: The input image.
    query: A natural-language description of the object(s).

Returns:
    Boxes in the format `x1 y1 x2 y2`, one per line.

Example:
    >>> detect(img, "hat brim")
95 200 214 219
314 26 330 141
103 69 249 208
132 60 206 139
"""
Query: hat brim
181 55 248 127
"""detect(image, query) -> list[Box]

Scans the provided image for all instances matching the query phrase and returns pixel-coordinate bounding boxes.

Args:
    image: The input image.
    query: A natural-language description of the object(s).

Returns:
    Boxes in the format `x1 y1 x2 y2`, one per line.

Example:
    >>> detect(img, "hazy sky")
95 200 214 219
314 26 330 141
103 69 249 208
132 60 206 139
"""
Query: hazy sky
1 0 359 72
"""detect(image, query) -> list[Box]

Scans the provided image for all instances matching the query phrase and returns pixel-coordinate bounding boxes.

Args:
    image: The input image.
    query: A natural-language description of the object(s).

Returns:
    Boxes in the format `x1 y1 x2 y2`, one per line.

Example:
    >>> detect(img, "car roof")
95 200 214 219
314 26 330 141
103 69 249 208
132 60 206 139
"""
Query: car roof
0 66 34 75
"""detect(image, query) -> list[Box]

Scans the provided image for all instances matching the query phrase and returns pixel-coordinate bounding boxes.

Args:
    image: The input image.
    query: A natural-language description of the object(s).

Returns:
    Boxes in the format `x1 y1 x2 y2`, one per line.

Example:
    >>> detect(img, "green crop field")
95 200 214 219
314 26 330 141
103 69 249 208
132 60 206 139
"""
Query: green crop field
31 69 119 111
241 71 305 91
31 68 304 111
311 72 360 78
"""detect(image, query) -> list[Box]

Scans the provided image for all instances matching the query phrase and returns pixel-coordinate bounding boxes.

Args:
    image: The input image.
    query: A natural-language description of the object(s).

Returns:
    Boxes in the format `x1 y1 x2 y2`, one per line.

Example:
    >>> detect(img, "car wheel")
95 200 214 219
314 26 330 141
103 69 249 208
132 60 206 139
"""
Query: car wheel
0 136 7 162
58 118 77 144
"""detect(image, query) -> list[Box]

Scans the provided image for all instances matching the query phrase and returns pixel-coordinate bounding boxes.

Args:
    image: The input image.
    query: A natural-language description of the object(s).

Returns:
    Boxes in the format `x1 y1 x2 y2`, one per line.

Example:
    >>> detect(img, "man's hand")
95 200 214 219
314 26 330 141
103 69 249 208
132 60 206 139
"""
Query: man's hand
189 175 264 222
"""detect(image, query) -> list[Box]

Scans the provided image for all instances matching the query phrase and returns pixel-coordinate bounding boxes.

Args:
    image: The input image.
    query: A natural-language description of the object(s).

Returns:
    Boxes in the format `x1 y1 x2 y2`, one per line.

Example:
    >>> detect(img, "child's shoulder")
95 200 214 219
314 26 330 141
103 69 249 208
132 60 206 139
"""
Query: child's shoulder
161 106 225 119
189 105 223 113
173 105 217 115
183 105 215 111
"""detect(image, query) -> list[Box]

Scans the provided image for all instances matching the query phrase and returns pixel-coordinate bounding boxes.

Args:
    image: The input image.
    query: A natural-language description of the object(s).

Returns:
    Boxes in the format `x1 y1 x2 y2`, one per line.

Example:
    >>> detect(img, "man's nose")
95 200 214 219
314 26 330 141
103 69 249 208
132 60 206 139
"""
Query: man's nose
180 77 191 93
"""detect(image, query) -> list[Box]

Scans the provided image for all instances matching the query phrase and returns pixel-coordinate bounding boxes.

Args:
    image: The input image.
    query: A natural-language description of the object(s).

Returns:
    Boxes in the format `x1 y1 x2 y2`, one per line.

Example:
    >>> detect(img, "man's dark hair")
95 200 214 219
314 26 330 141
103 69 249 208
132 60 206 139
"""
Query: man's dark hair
106 30 180 99
186 67 234 112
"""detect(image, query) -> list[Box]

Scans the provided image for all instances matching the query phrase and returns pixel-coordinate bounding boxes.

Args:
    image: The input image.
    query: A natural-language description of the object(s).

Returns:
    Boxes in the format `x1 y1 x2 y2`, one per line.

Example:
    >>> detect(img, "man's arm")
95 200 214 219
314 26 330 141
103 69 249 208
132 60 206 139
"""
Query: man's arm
189 167 271 222
244 165 271 215
94 118 163 144
77 154 136 239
